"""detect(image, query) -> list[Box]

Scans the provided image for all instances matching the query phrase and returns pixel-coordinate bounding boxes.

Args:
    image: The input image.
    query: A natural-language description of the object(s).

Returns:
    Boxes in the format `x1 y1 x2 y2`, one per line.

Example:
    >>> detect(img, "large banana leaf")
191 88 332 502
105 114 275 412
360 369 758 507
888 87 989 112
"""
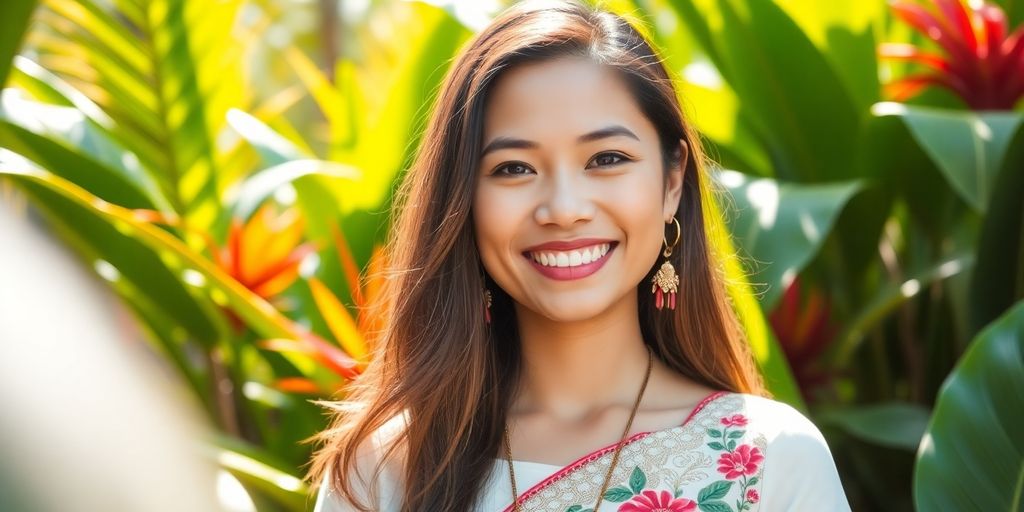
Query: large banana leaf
872 102 1024 213
667 0 862 182
970 123 1024 335
712 168 863 310
771 0 883 112
913 300 1024 511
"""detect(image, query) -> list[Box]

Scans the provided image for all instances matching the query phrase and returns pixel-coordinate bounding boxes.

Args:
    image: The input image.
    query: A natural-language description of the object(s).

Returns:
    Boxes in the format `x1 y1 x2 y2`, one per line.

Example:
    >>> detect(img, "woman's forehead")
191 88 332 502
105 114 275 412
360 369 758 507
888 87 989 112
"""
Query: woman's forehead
481 56 653 144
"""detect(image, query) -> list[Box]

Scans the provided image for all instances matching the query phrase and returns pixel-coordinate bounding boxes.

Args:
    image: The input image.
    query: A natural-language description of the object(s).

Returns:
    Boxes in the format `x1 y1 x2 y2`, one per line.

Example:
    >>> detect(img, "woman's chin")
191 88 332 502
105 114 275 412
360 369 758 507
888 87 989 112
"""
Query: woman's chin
526 293 622 323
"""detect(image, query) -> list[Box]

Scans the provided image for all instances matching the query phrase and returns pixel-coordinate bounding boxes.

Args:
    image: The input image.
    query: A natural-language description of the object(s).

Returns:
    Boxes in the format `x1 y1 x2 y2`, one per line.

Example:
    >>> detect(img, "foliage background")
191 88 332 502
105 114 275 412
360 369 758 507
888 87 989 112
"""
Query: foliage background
1 0 1022 510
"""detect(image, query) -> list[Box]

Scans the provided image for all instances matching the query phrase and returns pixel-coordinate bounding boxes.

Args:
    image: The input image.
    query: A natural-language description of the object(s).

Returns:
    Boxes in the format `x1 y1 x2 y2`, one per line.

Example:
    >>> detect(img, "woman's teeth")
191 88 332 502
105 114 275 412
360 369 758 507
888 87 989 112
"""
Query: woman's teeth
528 243 612 268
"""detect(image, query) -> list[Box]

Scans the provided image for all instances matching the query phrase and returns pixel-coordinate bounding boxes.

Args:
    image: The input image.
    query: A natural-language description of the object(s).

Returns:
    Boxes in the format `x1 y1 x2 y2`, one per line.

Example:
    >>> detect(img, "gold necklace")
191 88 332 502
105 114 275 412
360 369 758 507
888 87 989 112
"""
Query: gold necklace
503 345 654 512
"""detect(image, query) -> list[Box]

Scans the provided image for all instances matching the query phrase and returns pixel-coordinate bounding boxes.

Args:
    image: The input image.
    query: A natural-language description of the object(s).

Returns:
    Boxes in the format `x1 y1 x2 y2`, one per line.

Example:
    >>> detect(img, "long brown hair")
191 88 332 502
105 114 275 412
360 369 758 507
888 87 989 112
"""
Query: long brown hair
303 1 768 510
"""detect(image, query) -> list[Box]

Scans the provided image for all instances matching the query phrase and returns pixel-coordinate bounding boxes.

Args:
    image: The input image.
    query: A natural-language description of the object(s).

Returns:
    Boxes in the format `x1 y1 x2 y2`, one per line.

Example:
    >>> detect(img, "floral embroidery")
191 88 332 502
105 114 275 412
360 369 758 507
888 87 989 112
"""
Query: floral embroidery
746 489 759 504
619 490 697 512
705 414 763 511
559 412 764 512
720 414 748 427
716 444 763 479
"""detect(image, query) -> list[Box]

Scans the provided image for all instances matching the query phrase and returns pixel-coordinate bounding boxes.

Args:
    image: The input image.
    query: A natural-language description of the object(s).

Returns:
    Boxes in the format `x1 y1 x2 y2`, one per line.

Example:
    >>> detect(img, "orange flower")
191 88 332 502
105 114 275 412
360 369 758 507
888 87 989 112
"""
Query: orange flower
213 203 319 301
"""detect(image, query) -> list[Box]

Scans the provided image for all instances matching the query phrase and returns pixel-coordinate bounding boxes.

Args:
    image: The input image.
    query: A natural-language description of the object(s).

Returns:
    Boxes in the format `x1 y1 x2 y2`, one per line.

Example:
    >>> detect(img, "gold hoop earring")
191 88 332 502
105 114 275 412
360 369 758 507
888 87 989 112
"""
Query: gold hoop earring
651 217 681 310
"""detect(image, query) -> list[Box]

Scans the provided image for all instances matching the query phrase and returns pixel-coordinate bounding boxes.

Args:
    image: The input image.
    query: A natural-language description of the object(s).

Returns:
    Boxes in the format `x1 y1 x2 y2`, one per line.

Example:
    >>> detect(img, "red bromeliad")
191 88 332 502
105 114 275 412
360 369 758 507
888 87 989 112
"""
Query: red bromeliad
767 276 840 403
879 0 1024 109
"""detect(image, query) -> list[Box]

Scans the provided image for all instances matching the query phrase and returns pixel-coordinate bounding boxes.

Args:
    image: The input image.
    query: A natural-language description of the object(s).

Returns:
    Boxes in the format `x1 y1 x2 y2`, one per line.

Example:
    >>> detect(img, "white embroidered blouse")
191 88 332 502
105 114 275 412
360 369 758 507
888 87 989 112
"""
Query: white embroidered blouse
313 391 852 511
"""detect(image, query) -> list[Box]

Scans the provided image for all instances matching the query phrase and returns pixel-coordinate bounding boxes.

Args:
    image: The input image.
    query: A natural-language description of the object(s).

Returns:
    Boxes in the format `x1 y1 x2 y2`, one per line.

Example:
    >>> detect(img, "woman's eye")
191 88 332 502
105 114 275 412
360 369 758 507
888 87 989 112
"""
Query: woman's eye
492 162 533 177
590 152 629 167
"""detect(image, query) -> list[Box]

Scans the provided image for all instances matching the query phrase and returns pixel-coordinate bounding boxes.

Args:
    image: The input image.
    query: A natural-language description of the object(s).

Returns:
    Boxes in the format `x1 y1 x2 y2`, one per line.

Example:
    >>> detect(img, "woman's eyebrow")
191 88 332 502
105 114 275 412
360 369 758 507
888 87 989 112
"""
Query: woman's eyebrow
479 124 639 157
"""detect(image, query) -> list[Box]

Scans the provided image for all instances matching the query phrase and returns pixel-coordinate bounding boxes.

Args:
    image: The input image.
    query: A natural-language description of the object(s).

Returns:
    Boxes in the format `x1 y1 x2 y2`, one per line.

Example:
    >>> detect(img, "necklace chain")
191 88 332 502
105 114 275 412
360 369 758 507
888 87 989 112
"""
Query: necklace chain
503 346 654 512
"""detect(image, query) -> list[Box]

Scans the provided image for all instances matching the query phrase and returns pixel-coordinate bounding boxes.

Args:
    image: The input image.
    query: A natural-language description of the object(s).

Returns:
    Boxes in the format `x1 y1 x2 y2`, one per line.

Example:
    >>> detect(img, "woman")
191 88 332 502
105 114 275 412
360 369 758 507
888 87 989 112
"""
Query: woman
306 1 851 510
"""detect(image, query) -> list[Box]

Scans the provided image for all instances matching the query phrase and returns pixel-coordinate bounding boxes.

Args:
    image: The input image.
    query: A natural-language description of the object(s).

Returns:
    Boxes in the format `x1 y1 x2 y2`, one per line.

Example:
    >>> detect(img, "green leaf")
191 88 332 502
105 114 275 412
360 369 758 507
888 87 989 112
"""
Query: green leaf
727 440 736 451
0 0 35 87
0 164 360 386
727 430 744 439
705 173 805 411
872 103 1024 213
707 428 723 438
712 168 863 309
969 125 1024 335
206 434 308 510
603 486 634 502
0 89 171 211
771 0 882 111
827 251 974 367
629 466 646 494
707 441 726 450
818 402 931 451
227 159 360 221
226 108 309 167
678 0 862 182
913 300 1024 511
698 500 733 512
698 480 733 502
565 506 583 512
34 0 254 236
746 476 758 486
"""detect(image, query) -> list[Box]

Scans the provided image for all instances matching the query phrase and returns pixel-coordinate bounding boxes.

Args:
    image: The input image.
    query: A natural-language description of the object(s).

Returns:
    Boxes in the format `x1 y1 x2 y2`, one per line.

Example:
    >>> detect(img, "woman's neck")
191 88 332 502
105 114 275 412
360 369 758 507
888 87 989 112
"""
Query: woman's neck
510 289 651 423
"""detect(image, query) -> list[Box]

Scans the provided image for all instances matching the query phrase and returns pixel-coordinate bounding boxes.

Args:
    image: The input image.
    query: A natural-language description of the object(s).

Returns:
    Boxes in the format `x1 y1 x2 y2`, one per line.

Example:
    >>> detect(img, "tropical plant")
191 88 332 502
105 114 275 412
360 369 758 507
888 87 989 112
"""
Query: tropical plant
3 0 1022 510
880 0 1024 109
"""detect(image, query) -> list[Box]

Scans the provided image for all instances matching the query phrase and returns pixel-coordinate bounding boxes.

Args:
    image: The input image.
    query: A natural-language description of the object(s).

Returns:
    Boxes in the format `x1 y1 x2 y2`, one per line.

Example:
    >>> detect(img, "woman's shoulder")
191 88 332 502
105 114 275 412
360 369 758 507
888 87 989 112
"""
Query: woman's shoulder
720 392 829 442
312 412 409 512
709 391 851 510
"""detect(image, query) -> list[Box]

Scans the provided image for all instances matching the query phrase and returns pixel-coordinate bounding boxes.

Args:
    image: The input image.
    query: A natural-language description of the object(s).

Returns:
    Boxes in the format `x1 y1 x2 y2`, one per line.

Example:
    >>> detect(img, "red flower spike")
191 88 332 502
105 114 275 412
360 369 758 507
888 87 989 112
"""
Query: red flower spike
881 0 1024 109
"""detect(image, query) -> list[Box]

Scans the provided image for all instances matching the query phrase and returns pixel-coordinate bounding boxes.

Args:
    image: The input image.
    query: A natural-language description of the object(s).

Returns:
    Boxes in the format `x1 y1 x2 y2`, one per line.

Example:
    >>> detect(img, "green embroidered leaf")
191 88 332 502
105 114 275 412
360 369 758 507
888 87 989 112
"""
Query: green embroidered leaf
708 428 723 438
727 430 745 439
727 440 737 451
707 441 726 450
674 487 685 498
698 500 732 512
746 476 759 486
603 486 634 502
698 480 734 502
629 466 646 494
565 506 583 512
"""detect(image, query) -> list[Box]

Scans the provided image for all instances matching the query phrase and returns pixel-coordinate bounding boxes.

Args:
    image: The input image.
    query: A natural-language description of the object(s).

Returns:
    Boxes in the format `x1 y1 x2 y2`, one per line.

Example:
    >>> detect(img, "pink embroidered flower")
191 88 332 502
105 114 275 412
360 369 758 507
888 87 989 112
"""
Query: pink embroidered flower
720 414 748 427
746 488 760 503
716 444 764 479
618 489 697 512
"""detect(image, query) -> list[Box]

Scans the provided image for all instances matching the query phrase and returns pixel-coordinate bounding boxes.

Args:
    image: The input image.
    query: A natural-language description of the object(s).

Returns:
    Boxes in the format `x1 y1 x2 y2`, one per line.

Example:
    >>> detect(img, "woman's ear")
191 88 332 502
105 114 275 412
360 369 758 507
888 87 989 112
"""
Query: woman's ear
663 138 688 221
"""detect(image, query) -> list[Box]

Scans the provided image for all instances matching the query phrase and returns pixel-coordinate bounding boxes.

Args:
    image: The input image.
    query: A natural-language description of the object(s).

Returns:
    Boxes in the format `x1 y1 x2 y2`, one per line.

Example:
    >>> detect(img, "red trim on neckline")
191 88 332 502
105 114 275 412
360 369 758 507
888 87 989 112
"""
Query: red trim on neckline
500 389 730 512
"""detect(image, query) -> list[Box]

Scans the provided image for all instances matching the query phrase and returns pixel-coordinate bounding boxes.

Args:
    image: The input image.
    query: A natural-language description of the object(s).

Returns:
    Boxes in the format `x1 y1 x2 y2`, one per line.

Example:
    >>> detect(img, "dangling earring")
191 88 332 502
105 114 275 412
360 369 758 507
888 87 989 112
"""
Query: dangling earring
483 287 493 324
651 217 681 310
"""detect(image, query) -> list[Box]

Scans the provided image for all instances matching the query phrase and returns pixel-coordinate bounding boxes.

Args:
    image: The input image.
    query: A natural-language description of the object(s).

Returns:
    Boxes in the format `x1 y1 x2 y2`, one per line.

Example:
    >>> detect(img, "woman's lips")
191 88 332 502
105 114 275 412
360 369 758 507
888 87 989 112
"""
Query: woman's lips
522 242 618 281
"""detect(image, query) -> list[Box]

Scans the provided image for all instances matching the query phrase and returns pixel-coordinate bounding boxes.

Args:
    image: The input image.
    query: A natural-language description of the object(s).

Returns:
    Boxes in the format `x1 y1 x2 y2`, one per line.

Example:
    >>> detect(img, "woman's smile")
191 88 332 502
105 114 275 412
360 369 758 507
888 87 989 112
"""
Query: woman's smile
522 241 619 281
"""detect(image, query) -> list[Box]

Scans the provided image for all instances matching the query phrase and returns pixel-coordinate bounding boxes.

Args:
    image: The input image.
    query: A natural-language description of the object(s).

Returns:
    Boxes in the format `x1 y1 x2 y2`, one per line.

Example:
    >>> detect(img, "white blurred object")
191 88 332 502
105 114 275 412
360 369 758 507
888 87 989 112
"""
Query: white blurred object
0 194 226 511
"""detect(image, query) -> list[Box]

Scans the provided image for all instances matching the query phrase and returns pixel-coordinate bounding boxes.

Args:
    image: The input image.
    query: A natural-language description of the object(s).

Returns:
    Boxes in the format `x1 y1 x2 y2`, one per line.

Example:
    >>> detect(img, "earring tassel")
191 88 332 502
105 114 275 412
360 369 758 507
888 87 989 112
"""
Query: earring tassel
651 260 679 311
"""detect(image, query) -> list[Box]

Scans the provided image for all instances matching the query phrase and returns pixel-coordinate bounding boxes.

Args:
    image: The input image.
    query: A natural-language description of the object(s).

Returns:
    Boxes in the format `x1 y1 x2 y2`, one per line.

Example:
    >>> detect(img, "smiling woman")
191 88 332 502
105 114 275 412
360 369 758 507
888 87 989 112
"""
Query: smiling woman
305 1 850 511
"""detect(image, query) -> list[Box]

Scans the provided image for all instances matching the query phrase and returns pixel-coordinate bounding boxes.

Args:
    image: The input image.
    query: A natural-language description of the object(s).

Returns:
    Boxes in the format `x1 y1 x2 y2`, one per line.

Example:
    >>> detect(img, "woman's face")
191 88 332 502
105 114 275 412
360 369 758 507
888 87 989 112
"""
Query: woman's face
472 56 685 322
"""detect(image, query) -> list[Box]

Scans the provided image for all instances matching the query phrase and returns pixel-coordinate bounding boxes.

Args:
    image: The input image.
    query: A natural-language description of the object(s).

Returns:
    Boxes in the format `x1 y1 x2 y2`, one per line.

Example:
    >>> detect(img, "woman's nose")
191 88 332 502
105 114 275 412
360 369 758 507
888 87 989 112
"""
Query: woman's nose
535 167 595 228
